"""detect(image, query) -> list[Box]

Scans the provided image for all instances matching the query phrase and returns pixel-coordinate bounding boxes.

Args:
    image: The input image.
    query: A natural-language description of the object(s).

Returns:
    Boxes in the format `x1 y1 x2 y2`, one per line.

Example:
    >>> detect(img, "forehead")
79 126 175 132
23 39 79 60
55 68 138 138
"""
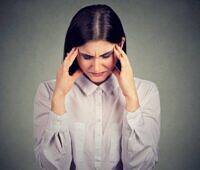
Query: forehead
78 40 115 56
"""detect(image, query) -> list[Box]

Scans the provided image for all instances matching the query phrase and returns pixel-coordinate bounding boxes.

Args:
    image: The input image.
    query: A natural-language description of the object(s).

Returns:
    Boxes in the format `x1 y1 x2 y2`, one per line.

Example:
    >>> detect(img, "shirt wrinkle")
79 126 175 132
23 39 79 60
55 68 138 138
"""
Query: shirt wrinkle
33 74 160 170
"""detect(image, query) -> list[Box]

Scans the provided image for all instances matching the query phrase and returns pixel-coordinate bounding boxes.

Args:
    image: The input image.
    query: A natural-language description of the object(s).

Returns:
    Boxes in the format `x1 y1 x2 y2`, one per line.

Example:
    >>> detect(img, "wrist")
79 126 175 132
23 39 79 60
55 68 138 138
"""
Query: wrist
51 92 66 115
125 95 140 112
124 92 138 101
53 89 66 98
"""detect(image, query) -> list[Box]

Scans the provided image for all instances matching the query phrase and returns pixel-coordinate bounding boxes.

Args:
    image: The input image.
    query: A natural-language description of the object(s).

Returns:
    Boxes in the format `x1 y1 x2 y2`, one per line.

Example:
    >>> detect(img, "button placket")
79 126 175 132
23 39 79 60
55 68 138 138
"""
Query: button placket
95 88 103 169
53 119 61 127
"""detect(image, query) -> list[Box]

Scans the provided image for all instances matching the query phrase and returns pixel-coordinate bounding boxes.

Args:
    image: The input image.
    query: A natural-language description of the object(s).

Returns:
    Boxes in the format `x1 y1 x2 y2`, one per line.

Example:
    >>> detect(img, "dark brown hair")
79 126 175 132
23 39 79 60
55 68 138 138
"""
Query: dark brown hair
63 4 126 75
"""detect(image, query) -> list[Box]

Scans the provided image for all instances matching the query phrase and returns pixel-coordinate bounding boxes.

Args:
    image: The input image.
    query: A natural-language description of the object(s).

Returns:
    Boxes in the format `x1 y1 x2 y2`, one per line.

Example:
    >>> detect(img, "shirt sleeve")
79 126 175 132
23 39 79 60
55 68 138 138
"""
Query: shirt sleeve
121 82 161 170
33 82 72 170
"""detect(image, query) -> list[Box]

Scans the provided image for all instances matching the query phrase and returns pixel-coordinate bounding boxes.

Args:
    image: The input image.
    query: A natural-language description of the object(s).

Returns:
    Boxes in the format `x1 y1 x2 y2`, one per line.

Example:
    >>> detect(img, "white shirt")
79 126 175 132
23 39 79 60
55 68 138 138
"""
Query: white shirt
33 73 161 170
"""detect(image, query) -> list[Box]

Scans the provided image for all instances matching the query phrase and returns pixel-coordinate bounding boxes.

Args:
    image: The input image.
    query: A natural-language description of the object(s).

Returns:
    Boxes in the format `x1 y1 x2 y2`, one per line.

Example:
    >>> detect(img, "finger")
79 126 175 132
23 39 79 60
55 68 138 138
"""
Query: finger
115 45 131 66
67 48 78 66
63 48 78 69
63 57 69 70
64 47 76 61
114 46 125 66
65 47 76 58
115 44 127 58
113 46 122 60
63 47 76 65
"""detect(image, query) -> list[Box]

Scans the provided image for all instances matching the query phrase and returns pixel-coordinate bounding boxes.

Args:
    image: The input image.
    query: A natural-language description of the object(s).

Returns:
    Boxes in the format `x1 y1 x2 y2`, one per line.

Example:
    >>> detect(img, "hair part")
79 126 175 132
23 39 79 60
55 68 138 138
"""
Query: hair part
63 4 126 74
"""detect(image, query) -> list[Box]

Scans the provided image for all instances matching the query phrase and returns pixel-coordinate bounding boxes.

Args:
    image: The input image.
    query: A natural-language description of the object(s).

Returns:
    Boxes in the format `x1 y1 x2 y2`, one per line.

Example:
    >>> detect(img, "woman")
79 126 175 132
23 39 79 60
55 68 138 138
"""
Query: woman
33 4 160 170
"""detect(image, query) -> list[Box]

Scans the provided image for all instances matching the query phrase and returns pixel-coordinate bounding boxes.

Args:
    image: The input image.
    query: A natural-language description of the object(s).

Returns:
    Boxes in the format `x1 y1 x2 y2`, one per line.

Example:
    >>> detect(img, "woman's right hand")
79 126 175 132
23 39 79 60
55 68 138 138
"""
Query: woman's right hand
53 47 83 97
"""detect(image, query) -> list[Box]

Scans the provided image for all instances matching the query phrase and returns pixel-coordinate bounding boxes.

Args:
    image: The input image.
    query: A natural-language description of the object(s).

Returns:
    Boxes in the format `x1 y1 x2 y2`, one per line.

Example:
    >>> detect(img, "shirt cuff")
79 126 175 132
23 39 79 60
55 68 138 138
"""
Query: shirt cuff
46 110 70 132
123 106 144 130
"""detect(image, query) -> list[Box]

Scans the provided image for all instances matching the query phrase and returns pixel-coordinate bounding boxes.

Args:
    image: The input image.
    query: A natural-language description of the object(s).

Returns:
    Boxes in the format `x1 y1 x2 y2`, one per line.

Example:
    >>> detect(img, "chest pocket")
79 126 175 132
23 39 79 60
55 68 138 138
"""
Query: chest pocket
109 123 122 163
73 122 85 162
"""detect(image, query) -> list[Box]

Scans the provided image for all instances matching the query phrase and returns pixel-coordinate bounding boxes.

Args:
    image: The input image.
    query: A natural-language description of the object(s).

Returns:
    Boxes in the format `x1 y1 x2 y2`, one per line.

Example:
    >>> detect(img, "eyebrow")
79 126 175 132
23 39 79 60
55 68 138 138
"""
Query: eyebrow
79 49 113 57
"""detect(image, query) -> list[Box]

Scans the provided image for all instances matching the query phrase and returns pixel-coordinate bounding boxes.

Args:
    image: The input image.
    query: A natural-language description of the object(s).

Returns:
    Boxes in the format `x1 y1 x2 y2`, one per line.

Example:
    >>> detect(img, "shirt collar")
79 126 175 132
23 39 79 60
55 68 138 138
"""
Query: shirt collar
75 73 119 96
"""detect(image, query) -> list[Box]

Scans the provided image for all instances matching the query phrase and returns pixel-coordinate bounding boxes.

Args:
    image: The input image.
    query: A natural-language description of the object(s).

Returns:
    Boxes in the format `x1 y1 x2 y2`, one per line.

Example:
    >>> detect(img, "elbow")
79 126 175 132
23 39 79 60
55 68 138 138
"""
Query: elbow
125 145 159 170
34 146 44 169
142 146 158 169
34 145 58 170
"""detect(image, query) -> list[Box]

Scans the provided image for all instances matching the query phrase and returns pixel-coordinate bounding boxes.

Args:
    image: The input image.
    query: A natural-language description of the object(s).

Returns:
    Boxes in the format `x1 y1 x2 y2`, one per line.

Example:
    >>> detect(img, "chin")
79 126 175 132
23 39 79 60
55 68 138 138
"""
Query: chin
91 72 112 84
84 71 112 85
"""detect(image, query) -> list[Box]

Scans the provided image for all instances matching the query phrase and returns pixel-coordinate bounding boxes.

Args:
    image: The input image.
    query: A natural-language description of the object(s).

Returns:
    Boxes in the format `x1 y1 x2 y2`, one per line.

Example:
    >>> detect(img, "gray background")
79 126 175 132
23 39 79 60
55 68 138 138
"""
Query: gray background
0 0 200 169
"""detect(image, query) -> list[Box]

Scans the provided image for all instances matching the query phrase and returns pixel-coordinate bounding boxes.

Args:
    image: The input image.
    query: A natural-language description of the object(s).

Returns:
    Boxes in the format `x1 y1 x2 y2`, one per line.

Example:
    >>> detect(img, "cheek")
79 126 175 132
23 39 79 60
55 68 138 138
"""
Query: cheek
77 59 90 70
105 56 116 69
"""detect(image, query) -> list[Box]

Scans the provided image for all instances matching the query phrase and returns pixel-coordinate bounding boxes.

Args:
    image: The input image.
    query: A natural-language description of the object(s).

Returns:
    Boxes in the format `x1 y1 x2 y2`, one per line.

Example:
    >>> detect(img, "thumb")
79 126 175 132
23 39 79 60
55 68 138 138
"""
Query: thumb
113 67 120 81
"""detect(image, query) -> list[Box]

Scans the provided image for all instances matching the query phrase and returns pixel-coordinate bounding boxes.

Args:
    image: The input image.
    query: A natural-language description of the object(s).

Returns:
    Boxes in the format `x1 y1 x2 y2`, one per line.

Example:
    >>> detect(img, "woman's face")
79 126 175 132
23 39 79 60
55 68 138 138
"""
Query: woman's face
77 40 120 85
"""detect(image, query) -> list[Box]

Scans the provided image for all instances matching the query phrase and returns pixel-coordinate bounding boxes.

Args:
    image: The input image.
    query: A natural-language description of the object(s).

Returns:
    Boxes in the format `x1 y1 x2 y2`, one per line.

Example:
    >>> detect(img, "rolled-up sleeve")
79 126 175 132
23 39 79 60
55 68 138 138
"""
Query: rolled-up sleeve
122 82 161 170
33 82 72 170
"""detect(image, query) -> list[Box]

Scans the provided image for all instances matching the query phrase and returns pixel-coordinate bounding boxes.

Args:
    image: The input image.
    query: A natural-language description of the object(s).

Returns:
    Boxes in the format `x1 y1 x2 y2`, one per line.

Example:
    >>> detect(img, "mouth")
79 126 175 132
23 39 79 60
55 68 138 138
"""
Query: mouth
90 71 106 77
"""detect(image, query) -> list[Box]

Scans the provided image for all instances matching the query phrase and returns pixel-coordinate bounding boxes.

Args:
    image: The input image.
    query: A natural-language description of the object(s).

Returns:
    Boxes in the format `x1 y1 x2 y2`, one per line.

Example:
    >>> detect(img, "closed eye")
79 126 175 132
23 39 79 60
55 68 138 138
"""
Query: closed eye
101 55 111 59
83 55 92 60
81 50 113 60
101 51 113 59
83 55 110 60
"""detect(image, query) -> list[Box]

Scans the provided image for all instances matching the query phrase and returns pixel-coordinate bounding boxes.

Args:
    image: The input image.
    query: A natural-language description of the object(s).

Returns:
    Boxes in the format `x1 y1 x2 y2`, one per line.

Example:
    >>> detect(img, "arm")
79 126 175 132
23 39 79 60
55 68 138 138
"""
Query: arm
122 82 161 170
33 82 72 170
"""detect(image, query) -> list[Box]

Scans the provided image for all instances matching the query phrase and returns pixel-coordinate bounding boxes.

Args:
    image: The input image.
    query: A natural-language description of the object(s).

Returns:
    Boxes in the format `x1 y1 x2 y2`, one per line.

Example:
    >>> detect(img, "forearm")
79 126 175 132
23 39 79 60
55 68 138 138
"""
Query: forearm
125 94 140 112
122 83 161 169
51 91 66 115
34 83 72 169
122 110 159 170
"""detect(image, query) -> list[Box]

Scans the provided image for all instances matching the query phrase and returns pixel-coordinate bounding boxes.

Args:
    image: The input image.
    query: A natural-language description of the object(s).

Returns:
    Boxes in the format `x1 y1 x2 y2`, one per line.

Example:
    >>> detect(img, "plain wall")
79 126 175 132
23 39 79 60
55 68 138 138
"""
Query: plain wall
0 0 200 169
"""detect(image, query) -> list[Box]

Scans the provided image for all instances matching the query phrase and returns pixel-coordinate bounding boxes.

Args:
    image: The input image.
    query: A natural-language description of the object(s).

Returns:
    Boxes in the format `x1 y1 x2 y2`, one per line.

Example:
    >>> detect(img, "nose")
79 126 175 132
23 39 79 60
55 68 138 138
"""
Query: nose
93 58 101 73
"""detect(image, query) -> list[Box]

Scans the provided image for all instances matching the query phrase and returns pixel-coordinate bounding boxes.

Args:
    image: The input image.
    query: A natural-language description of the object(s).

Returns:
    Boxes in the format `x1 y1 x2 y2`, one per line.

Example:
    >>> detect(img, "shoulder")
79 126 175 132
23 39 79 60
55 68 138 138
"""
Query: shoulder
133 77 160 103
35 79 56 99
134 76 159 92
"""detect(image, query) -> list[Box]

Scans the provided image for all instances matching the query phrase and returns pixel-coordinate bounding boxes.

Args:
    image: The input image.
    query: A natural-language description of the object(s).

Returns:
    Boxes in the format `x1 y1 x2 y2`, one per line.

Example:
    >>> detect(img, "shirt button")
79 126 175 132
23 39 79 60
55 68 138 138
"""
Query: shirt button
53 120 61 126
96 88 101 93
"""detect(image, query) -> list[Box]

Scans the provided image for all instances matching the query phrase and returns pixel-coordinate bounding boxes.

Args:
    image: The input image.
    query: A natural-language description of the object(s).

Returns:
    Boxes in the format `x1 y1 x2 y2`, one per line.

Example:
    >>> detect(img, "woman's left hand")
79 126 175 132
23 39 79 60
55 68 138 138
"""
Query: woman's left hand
113 44 140 111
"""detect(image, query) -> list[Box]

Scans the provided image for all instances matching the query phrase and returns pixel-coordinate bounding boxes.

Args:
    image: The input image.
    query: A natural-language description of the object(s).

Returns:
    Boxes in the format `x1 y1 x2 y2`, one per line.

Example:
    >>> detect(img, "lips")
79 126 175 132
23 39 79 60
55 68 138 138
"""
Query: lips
91 71 106 77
